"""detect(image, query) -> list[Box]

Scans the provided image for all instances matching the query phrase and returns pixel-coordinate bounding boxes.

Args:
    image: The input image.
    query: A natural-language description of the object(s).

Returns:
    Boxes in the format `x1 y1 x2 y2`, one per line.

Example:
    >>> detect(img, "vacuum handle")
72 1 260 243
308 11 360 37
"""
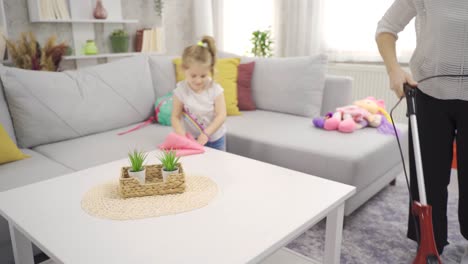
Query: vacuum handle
404 83 417 116
403 83 428 205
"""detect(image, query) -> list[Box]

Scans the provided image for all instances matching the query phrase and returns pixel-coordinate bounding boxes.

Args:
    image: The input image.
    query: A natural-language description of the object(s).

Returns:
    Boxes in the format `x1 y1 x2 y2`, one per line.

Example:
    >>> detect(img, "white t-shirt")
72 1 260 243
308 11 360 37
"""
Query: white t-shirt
173 79 226 142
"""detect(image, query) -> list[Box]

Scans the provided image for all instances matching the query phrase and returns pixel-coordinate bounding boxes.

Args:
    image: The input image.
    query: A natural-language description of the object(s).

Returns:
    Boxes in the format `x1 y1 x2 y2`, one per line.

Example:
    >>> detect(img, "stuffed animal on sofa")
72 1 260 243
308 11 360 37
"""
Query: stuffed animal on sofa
313 97 396 134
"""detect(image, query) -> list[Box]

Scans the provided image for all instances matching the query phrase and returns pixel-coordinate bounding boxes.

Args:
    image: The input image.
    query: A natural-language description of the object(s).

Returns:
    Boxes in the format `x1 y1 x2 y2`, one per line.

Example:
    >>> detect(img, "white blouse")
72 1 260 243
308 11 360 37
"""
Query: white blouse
376 0 468 100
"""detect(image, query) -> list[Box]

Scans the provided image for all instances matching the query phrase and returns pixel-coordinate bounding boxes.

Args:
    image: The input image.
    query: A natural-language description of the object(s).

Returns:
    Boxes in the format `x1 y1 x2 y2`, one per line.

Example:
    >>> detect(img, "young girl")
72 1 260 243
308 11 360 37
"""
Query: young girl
171 36 227 151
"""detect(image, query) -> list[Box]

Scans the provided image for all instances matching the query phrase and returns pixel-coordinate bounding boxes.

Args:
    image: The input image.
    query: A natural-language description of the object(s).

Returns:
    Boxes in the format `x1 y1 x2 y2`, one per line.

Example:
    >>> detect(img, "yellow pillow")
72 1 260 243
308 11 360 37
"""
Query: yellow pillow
173 57 242 116
0 124 29 164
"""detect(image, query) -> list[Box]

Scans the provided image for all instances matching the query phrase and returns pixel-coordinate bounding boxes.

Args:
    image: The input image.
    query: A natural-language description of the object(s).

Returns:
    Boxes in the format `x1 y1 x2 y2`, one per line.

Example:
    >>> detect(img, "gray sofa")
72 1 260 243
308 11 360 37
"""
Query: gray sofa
0 54 407 263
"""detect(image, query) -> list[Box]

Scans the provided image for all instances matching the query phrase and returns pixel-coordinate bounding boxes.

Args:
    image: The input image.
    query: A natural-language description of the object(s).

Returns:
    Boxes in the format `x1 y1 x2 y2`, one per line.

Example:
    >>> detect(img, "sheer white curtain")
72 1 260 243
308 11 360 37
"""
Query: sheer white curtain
192 0 214 42
272 0 324 57
322 0 416 62
217 0 416 62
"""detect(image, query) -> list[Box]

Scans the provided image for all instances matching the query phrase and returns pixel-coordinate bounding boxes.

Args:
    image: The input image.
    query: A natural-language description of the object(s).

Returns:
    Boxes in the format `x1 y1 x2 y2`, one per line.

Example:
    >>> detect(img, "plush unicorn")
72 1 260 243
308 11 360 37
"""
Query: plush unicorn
313 97 396 135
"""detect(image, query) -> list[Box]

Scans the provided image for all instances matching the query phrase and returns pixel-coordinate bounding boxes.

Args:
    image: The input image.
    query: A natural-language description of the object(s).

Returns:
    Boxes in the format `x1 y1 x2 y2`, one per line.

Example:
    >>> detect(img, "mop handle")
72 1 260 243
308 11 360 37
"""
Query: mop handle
404 84 428 206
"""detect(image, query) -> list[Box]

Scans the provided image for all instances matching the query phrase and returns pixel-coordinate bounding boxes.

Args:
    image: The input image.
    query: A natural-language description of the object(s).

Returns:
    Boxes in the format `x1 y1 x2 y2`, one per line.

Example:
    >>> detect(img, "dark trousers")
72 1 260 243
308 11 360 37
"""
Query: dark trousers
407 89 468 254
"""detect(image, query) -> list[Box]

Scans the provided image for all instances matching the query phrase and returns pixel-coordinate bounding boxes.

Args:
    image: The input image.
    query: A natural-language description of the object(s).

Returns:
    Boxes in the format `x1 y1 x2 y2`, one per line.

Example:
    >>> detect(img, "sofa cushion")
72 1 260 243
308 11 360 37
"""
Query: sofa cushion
148 55 177 98
237 62 256 111
1 55 155 148
0 124 29 165
251 55 327 117
0 67 16 145
0 149 72 192
173 57 242 116
226 110 408 189
33 123 172 171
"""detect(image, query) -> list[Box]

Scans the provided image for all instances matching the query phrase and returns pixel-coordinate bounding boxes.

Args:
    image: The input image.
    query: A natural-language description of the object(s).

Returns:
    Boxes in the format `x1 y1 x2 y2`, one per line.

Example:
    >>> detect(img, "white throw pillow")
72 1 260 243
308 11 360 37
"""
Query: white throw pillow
148 55 177 98
0 66 16 144
251 54 327 117
1 55 154 148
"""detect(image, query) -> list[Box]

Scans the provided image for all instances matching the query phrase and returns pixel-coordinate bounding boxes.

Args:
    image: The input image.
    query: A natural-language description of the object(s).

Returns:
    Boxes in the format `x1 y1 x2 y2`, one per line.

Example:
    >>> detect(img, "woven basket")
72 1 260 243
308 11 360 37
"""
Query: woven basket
119 163 185 198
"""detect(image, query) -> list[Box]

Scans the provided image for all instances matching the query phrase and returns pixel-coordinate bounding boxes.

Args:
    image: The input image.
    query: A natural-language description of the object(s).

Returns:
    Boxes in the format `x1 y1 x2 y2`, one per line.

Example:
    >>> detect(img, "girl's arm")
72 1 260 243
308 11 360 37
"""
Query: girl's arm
171 95 186 136
204 93 227 137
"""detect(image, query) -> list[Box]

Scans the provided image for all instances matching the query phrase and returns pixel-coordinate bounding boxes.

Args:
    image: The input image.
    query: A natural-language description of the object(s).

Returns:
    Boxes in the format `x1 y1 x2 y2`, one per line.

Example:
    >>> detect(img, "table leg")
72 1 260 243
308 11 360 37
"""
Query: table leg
323 203 345 264
9 222 34 264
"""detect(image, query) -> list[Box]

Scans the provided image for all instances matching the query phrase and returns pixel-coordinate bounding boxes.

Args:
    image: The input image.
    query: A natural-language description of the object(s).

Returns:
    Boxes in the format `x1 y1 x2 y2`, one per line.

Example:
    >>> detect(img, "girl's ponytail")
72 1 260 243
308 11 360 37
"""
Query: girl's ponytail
201 36 217 76
182 35 217 76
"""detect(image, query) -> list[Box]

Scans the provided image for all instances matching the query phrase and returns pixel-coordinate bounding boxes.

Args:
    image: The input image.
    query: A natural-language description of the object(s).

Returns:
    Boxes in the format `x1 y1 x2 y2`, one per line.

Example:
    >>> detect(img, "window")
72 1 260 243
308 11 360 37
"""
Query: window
323 0 416 62
219 0 416 62
220 0 273 55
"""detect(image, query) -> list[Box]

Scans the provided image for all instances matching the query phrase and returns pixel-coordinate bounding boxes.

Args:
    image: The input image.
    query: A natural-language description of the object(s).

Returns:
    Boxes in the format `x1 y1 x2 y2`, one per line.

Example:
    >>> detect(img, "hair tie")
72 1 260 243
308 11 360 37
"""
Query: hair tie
197 41 208 48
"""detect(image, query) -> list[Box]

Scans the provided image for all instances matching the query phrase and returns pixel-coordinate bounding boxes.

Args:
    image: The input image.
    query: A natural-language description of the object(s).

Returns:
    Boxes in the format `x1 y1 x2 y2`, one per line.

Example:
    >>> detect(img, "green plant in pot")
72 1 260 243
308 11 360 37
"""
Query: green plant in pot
158 150 180 182
250 28 273 57
128 150 147 184
110 29 129 53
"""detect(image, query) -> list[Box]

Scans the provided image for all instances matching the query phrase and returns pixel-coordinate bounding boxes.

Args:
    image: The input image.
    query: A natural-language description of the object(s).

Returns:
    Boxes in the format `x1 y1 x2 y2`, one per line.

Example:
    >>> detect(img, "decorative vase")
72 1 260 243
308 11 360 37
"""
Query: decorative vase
93 0 108 19
110 35 129 53
161 167 179 182
128 168 146 184
83 40 98 55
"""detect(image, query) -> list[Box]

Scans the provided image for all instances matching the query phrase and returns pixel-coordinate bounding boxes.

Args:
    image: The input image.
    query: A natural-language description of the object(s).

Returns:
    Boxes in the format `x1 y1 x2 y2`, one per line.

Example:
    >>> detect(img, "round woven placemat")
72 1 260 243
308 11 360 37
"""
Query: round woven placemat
81 176 218 220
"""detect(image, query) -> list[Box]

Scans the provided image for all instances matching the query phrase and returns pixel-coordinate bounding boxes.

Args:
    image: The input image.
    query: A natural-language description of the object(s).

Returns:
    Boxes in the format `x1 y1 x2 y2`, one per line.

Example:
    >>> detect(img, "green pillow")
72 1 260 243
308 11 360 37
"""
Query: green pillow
155 92 173 126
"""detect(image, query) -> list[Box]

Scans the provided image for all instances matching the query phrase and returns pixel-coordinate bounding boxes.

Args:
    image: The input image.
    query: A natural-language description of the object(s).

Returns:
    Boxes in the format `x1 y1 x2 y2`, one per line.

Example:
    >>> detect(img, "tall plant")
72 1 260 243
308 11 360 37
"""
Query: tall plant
250 28 273 57
5 32 67 71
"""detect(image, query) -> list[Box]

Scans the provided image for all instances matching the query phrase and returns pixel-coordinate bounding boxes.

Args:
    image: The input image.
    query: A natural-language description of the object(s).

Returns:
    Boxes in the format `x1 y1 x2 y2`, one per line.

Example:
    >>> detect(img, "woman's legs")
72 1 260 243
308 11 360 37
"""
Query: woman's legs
407 90 456 254
455 99 468 241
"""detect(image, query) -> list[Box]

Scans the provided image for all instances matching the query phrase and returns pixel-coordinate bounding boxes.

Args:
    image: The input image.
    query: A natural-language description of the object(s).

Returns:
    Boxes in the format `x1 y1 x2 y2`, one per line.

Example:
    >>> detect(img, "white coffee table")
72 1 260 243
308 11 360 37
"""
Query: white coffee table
0 148 355 264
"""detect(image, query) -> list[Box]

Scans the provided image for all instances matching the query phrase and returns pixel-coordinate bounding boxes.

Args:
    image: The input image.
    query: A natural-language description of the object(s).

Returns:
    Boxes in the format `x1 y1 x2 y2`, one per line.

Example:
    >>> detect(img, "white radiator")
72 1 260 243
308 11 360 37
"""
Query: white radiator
327 63 408 123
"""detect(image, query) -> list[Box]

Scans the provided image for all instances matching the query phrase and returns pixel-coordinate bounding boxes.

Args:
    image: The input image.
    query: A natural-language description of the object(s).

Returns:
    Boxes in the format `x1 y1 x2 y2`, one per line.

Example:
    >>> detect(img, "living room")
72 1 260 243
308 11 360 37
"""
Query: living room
0 0 466 264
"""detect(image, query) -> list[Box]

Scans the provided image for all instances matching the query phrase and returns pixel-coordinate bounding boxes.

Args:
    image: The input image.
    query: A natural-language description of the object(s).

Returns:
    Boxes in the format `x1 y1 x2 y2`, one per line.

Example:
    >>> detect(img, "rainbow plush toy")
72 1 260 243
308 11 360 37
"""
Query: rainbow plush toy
313 96 397 135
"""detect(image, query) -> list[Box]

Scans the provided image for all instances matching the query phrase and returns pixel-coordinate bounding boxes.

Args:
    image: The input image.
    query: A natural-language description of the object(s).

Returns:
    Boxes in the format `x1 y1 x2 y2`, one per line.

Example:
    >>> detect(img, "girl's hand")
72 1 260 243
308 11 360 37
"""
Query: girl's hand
197 133 209 145
388 67 418 98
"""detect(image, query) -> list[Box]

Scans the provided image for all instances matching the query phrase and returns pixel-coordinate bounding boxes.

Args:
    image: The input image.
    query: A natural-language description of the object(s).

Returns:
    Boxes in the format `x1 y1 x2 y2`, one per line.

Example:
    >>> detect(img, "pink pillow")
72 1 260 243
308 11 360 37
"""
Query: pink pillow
237 62 256 110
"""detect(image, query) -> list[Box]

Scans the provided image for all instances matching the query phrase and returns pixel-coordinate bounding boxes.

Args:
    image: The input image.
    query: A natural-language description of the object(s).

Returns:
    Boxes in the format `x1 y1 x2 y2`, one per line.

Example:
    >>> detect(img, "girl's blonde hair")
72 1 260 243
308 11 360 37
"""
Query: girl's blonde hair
182 35 217 76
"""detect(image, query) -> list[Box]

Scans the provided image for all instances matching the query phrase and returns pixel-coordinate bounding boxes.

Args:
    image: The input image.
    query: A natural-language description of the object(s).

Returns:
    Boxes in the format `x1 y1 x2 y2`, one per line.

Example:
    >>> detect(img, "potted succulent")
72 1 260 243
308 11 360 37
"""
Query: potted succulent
158 150 180 182
128 150 147 184
110 29 129 53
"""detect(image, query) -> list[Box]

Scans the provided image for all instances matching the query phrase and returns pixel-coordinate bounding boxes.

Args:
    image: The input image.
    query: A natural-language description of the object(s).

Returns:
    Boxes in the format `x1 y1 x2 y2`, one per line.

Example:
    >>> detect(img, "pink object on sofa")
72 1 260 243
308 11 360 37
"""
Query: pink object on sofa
158 132 205 156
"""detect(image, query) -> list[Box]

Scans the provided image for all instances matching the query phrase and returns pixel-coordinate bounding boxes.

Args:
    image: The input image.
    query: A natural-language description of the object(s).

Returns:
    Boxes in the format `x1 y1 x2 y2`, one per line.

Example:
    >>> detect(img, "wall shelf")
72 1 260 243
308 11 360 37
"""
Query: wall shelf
31 19 138 24
27 0 165 68
27 0 150 68
63 52 165 60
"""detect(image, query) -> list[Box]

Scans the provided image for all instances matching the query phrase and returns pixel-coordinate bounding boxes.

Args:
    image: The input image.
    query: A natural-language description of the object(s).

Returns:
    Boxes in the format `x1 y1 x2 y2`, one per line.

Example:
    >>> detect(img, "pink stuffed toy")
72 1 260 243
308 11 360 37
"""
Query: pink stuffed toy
313 97 396 134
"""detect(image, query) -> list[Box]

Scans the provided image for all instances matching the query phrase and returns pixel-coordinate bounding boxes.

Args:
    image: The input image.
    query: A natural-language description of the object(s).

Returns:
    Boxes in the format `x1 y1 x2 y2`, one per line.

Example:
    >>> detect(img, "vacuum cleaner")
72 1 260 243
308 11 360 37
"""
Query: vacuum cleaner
391 75 468 264
402 83 441 264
